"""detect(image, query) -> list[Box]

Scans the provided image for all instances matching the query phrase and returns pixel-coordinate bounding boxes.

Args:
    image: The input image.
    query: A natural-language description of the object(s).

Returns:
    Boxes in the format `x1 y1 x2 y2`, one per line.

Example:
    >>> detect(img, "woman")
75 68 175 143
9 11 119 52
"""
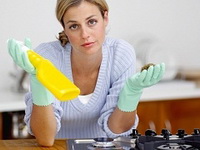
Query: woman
7 0 165 147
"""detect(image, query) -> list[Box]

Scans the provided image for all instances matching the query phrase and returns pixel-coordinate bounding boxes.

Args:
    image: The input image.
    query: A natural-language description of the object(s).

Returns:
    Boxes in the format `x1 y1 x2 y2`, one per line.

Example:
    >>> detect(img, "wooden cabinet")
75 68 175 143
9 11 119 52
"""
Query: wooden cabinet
137 97 200 135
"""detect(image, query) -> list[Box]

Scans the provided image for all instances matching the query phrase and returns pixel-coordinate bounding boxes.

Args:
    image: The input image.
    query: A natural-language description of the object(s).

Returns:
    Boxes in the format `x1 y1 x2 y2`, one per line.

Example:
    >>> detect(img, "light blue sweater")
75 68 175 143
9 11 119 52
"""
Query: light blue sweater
24 37 139 139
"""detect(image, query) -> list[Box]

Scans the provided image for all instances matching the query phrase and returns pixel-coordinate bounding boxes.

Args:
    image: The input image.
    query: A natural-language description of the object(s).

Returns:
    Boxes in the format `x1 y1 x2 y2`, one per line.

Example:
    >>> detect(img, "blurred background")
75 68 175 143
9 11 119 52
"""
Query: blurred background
0 0 200 139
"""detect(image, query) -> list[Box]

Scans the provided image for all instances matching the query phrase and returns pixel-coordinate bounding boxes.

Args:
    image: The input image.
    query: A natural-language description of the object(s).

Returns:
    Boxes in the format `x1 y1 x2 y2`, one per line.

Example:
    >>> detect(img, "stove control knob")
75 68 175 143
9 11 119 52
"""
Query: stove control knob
145 129 157 136
176 129 187 138
161 129 172 140
129 129 141 138
192 128 200 135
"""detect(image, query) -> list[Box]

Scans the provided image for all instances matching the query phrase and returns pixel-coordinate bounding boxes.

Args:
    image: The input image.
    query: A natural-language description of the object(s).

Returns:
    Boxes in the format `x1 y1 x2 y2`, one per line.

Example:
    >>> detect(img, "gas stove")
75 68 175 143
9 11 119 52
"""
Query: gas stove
67 128 200 150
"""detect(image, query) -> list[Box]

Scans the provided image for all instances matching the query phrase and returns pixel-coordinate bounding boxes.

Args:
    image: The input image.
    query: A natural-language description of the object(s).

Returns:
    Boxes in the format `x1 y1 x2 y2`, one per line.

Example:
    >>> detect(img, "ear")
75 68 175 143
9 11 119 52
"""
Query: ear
103 11 109 26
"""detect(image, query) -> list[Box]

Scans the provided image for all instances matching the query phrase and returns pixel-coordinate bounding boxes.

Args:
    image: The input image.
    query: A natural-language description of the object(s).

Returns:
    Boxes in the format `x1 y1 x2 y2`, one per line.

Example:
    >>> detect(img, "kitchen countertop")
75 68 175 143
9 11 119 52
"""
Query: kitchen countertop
0 139 66 149
141 79 200 101
0 80 200 112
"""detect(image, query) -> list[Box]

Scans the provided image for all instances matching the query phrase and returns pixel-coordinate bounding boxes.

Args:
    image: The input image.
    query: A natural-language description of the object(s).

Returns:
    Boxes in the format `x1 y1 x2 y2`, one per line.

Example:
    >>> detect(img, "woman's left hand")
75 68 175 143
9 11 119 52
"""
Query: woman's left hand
117 63 165 112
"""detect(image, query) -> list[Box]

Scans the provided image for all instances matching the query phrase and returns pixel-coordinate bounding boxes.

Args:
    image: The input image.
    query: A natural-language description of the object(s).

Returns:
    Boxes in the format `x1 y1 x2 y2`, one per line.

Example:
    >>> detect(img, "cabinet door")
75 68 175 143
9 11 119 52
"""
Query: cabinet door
137 98 200 135
166 98 200 135
137 101 167 135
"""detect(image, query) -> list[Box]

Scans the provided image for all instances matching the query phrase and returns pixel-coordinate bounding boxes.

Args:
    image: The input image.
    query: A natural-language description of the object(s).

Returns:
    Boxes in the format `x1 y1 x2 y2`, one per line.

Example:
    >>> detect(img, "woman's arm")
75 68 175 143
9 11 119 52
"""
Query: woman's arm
30 105 57 147
7 38 62 146
108 63 165 134
108 107 137 134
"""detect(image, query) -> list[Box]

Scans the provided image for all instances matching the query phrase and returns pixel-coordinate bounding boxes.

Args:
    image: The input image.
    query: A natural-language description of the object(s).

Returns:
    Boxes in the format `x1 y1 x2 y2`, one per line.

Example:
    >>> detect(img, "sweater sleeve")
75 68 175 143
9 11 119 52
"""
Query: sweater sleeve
98 38 139 138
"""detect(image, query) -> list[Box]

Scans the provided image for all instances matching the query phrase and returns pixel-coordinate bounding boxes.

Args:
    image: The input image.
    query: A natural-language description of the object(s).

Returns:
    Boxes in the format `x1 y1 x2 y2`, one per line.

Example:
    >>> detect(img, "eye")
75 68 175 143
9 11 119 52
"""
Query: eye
69 24 79 30
88 19 97 26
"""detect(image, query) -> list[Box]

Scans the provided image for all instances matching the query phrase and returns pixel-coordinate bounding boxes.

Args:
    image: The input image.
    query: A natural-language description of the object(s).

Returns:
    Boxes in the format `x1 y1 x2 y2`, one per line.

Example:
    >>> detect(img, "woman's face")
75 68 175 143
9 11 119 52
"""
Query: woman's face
63 1 108 56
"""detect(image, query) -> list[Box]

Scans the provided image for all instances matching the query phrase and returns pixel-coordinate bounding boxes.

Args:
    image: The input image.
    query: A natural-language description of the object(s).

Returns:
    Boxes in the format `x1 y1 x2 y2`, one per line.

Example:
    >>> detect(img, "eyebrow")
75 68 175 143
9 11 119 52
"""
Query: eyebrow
66 15 96 24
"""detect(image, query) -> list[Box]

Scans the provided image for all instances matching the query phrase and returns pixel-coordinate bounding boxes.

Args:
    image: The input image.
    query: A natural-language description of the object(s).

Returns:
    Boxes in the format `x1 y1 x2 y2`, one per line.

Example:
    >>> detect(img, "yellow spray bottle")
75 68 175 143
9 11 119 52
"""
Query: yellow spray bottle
27 50 80 101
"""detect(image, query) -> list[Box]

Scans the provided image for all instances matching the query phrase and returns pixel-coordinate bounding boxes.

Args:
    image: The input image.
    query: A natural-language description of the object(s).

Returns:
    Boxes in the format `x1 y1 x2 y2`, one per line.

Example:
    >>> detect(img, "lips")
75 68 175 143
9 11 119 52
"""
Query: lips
81 42 95 47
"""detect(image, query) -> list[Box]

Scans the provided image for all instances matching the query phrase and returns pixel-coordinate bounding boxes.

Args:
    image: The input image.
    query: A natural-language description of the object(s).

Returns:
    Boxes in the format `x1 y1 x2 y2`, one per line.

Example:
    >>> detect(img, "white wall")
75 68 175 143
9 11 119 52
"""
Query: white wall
0 0 61 90
1 0 200 90
106 0 200 69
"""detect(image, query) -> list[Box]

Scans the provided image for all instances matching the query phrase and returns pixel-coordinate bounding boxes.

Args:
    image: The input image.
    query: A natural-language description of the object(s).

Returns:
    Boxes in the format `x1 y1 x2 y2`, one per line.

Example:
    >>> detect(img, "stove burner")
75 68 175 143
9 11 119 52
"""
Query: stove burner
135 129 200 150
87 137 123 150
92 138 115 148
157 143 195 150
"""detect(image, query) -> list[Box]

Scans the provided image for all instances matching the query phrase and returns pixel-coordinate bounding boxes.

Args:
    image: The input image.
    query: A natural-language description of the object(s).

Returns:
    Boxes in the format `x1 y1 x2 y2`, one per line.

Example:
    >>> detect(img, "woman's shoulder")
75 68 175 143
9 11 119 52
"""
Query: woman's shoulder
35 40 63 53
104 36 133 48
104 36 135 59
103 37 136 78
34 40 70 59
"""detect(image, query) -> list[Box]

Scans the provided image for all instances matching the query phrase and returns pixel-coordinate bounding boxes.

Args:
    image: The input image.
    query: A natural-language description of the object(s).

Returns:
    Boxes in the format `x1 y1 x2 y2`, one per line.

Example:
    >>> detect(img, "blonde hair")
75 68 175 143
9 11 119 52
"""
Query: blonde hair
56 0 109 46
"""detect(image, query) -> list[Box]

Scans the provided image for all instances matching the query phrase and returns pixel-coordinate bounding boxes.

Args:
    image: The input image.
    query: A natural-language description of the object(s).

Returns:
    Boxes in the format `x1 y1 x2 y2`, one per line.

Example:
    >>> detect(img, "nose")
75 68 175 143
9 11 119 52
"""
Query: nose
80 26 90 39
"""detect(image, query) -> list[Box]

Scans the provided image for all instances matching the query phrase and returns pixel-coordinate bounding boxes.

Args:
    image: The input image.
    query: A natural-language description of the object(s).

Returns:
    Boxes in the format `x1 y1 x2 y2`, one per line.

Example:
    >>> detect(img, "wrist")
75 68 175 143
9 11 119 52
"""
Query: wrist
117 90 142 112
31 75 54 106
117 80 143 112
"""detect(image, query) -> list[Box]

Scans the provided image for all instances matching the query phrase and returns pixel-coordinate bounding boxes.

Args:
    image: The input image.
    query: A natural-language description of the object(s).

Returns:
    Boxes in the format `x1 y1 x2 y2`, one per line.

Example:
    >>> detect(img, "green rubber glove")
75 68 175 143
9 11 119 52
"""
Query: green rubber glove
117 63 165 112
8 38 35 74
7 38 53 106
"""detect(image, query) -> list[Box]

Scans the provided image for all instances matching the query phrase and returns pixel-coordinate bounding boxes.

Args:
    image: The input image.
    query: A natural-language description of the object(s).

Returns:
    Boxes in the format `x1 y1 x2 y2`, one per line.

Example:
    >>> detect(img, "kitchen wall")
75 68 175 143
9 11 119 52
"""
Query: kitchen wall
1 0 200 90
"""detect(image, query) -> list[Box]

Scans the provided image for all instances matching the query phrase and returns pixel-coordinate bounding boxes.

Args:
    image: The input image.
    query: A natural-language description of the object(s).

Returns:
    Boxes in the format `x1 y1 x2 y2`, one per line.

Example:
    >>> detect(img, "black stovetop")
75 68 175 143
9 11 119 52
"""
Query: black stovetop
67 128 200 150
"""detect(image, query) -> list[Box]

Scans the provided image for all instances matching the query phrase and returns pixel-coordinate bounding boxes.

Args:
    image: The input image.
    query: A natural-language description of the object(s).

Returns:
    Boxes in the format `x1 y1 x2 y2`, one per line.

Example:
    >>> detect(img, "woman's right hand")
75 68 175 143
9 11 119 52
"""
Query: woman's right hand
7 38 54 106
7 38 36 74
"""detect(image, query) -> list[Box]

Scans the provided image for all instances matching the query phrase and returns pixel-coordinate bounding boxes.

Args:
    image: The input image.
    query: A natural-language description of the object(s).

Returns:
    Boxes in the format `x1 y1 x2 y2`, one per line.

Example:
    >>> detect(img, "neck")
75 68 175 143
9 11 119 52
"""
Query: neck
71 51 102 75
